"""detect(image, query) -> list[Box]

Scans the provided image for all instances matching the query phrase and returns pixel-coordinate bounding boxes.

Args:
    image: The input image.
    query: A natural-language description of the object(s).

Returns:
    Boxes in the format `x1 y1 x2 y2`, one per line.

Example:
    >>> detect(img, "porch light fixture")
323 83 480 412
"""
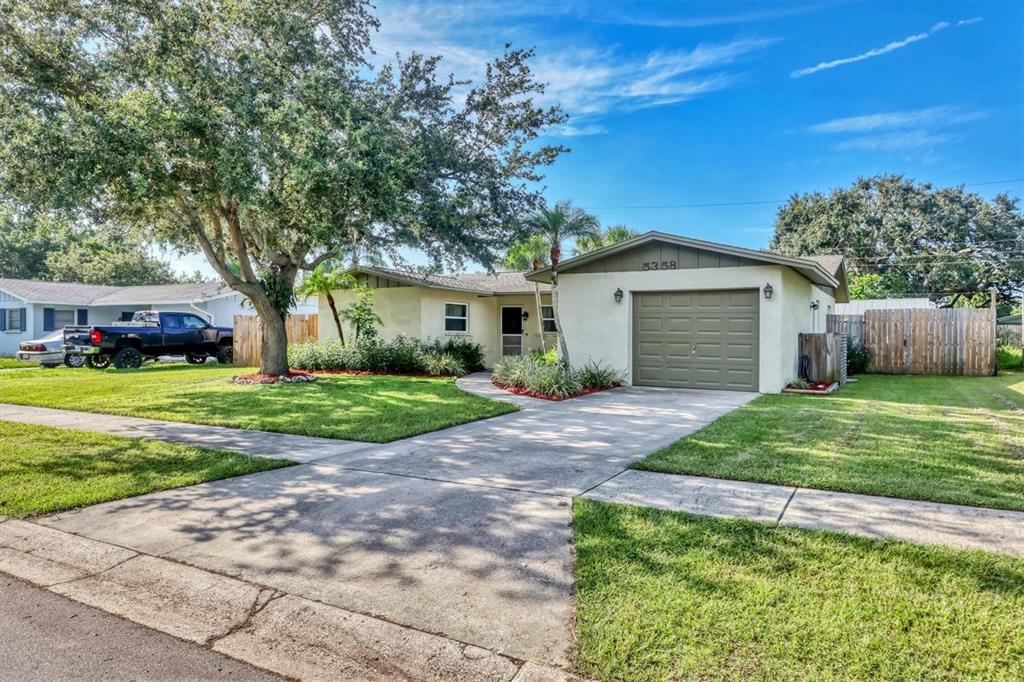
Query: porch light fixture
763 283 773 300
521 310 530 321
614 288 624 303
810 300 820 311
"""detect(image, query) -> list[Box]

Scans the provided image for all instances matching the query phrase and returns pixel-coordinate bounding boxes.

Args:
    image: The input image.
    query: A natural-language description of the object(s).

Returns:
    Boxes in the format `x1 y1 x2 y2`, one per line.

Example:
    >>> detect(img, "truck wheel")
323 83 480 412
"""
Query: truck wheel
86 355 111 369
63 354 86 368
216 346 234 364
185 353 207 365
112 347 143 369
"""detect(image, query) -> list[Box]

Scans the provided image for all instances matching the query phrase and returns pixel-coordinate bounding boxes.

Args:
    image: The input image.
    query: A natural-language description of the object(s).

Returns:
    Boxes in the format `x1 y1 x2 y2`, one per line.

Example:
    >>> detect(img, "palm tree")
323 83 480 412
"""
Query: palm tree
505 234 552 351
522 201 600 364
296 265 355 345
572 224 637 255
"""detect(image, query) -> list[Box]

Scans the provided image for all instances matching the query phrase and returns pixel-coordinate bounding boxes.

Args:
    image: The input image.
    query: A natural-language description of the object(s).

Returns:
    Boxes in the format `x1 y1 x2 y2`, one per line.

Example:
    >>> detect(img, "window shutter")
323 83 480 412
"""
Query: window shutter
43 308 55 331
77 308 89 325
18 308 26 331
0 309 6 332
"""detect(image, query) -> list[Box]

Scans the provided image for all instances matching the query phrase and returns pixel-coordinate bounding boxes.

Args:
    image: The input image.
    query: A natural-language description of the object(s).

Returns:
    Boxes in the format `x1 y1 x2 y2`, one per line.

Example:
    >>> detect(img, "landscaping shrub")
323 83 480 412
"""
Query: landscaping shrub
424 352 467 377
288 336 484 376
493 355 621 398
530 348 558 365
847 339 871 374
422 337 486 372
576 361 624 390
997 344 1023 371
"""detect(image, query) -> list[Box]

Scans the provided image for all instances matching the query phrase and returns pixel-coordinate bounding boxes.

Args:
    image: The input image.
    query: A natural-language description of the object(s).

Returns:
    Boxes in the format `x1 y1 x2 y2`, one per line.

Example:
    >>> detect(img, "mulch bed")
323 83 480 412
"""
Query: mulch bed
231 370 318 385
782 381 838 394
491 379 616 401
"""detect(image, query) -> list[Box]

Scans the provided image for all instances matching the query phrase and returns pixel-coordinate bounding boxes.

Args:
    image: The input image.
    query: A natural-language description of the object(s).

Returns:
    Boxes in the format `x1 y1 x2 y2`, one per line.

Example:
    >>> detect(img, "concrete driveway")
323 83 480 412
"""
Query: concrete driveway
36 378 755 670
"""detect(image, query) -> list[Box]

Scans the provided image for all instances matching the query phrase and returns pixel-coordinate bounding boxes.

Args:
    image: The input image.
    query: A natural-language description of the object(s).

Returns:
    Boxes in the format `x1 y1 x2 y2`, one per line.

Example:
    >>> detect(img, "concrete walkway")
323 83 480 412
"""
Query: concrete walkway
583 469 1024 556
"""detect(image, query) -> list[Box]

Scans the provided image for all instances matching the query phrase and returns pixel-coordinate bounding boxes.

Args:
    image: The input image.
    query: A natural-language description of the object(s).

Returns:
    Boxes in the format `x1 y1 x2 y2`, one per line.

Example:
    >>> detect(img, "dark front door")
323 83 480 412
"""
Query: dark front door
501 306 524 356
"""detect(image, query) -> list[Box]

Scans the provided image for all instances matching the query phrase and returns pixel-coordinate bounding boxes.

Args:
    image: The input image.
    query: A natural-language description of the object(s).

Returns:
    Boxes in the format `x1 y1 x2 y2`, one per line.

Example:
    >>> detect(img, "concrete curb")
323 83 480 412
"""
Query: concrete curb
0 519 582 681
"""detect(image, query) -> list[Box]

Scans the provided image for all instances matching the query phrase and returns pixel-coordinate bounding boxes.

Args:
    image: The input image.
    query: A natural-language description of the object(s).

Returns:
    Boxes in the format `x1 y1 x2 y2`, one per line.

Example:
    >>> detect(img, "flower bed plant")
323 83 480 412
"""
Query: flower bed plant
491 355 622 400
287 337 478 377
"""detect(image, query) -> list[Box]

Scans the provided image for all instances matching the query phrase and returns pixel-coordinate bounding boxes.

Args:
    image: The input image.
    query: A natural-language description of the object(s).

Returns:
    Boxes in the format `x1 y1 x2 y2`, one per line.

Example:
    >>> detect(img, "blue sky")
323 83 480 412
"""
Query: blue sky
172 0 1024 276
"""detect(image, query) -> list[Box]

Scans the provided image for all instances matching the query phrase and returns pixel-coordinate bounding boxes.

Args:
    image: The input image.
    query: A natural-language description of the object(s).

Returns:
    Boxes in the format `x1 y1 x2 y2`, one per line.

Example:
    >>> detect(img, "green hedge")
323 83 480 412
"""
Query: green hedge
288 336 484 376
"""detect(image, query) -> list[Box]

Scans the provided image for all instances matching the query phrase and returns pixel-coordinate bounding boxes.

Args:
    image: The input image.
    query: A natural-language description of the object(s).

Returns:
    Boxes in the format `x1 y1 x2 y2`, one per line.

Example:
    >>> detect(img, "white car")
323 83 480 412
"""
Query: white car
17 331 87 368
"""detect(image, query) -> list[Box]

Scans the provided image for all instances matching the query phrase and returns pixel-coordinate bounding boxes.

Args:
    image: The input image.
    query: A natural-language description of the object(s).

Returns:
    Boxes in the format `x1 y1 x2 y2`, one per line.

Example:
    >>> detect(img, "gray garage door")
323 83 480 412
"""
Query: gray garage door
632 290 759 391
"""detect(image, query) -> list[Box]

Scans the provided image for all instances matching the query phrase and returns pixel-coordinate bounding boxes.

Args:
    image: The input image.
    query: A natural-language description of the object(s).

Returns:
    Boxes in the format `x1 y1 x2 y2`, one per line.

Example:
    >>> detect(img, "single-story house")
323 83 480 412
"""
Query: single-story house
316 267 556 365
834 297 933 314
0 278 315 357
320 232 848 393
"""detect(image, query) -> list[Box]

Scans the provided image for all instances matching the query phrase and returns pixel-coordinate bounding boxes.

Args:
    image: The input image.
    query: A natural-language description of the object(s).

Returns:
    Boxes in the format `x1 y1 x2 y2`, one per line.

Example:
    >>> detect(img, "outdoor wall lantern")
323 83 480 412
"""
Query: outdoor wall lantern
810 300 820 311
521 310 530 321
614 288 624 303
763 283 773 300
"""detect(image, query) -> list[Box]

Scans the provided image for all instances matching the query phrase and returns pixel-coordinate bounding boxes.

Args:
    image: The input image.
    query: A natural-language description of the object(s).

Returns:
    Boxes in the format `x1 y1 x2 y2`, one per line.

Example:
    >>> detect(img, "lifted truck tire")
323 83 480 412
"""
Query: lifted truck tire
85 355 111 369
216 345 233 364
185 353 208 365
112 347 143 369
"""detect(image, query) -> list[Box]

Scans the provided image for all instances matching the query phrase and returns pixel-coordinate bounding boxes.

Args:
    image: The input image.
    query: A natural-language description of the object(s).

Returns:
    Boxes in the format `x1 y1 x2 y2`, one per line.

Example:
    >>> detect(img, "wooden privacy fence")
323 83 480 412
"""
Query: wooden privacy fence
831 308 996 376
826 314 865 348
233 314 318 367
997 324 1023 347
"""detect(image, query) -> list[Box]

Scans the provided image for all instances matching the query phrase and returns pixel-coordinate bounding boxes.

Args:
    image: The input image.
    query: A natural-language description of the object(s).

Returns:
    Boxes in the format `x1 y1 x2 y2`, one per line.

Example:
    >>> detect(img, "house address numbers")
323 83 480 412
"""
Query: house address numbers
642 260 677 271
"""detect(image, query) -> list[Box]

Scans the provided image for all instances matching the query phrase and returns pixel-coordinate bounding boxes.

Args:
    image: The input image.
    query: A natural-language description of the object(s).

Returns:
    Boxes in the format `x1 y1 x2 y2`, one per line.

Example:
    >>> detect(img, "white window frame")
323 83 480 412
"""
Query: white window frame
444 302 470 334
541 305 556 333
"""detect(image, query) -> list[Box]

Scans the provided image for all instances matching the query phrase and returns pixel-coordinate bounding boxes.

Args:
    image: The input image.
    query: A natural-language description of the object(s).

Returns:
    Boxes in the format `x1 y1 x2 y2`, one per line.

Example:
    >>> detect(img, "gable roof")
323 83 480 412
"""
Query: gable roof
0 278 235 306
524 231 849 302
341 266 549 295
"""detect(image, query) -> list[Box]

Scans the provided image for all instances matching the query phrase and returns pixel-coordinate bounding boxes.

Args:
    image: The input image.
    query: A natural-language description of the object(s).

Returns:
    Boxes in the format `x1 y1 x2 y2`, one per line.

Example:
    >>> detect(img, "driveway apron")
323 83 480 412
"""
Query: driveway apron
36 380 755 667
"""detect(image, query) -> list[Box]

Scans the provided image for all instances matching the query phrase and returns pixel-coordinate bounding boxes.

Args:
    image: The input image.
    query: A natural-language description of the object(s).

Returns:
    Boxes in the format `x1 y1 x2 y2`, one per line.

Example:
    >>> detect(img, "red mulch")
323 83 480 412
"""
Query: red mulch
491 379 615 401
785 381 832 392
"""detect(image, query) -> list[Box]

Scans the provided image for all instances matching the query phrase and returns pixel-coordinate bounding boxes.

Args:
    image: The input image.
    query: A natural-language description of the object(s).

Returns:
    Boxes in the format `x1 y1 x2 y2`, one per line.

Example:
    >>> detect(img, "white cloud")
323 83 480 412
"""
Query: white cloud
809 105 984 153
791 17 983 78
369 1 778 137
809 106 985 134
836 130 957 151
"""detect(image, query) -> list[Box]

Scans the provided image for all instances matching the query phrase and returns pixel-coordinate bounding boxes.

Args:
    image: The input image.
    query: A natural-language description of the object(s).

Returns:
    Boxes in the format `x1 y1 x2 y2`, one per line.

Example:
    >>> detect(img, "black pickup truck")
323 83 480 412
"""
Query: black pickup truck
63 311 234 369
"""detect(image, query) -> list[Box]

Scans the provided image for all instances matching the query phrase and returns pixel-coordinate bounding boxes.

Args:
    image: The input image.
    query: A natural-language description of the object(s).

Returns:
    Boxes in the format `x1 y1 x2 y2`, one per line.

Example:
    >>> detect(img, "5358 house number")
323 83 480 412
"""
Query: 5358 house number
642 260 677 271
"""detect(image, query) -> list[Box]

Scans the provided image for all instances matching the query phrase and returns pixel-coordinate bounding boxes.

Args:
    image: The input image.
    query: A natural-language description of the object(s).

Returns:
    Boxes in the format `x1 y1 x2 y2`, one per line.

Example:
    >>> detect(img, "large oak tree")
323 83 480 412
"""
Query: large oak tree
770 175 1024 310
0 0 565 374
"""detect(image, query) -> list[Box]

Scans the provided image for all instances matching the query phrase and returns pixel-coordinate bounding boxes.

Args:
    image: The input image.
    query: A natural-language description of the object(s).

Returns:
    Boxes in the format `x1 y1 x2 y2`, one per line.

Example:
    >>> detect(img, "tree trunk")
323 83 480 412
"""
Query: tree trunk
326 292 345 346
245 290 289 376
550 245 570 366
533 282 546 352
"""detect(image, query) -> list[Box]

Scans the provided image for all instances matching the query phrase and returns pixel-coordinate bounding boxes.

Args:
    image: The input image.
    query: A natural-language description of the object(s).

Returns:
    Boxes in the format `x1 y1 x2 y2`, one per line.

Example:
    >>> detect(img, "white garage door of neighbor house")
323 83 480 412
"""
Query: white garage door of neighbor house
632 289 759 391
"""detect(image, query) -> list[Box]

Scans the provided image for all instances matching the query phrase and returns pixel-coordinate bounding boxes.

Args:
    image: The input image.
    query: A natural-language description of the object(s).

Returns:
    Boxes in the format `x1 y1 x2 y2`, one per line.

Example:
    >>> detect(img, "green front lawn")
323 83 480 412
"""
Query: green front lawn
0 358 30 369
575 499 1024 681
0 421 293 517
0 364 515 442
635 373 1024 510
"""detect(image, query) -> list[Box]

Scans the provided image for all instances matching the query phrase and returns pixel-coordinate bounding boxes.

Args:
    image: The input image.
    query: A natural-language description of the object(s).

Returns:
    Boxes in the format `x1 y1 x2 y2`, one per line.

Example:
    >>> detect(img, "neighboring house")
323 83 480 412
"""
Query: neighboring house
834 298 933 315
523 231 848 393
320 232 848 393
318 267 555 366
0 278 314 357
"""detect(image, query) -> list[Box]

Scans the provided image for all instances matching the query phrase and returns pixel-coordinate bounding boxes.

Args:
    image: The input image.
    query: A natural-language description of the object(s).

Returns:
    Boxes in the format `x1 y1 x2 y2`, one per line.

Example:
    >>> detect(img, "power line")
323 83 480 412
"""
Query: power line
580 177 1024 210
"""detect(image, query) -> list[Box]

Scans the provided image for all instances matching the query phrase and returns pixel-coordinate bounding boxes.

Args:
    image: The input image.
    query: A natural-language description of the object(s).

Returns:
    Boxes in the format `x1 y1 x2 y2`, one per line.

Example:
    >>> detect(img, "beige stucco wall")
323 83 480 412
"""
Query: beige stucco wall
317 286 553 368
317 287 423 344
555 265 835 393
777 266 836 383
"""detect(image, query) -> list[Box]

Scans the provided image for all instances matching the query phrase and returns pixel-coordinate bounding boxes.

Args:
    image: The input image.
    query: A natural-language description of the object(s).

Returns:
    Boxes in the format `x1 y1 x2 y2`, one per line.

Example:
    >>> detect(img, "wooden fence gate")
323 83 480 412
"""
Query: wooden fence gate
830 308 996 376
826 314 864 347
233 314 318 367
